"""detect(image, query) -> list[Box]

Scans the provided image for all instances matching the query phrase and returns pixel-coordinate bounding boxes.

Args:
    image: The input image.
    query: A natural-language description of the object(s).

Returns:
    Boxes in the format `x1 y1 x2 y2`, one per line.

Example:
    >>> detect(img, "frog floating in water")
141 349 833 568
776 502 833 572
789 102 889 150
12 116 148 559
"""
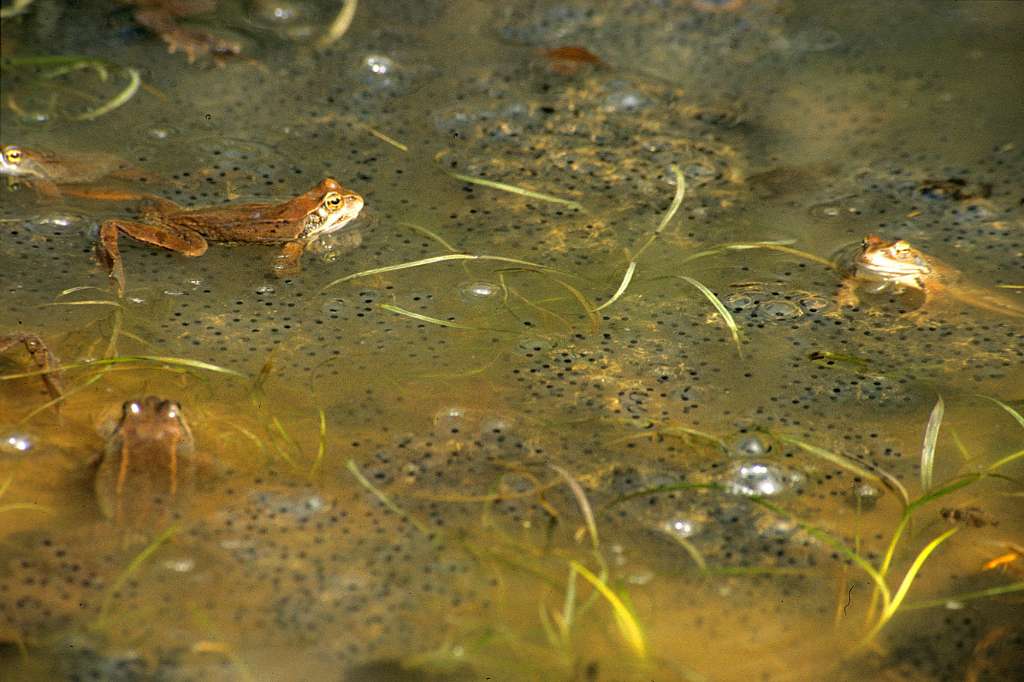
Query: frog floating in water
1 144 158 201
836 234 1024 318
125 0 241 63
0 332 64 403
93 396 195 525
96 177 364 295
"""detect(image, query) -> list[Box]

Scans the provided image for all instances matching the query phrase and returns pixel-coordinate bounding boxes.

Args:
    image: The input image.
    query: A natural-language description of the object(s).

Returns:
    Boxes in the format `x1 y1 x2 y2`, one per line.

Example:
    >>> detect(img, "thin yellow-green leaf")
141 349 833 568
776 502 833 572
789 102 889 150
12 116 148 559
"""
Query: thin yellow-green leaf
570 560 647 659
322 253 560 290
550 465 599 552
360 123 408 152
379 303 482 330
398 222 458 252
317 0 358 49
676 275 742 358
0 502 55 515
97 524 179 627
595 260 637 312
347 459 432 537
446 171 583 210
979 395 1024 431
310 407 328 478
920 396 944 492
75 67 141 121
634 164 686 259
778 434 909 507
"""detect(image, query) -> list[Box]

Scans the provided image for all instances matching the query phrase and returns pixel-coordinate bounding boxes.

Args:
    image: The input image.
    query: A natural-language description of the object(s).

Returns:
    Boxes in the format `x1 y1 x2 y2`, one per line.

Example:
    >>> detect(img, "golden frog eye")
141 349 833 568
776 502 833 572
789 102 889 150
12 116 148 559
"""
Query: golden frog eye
323 191 343 209
3 147 23 164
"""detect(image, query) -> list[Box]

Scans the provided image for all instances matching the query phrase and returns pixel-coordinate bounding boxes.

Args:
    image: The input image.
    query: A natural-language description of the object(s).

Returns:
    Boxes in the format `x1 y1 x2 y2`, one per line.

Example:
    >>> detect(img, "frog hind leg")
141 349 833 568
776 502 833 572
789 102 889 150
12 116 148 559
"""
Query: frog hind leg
271 241 305 277
97 219 208 296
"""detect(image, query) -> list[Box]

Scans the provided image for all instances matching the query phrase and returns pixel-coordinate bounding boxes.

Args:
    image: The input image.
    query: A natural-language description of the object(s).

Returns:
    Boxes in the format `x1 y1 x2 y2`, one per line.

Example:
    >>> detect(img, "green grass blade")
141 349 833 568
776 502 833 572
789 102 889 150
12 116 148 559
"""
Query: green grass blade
380 303 488 330
675 275 743 358
570 560 647 659
446 172 583 210
979 395 1024 431
777 434 909 507
550 465 599 552
322 253 562 290
96 524 180 628
594 260 636 312
633 164 686 259
902 581 1024 611
346 459 433 537
75 66 140 121
920 396 945 493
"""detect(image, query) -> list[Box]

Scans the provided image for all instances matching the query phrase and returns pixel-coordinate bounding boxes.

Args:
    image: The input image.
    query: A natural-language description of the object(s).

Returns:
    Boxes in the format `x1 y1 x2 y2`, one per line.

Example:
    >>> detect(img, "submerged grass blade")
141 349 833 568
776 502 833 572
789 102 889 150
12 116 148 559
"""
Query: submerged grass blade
398 222 458 252
360 123 408 152
777 434 909 507
310 407 328 478
860 527 959 648
74 67 140 121
446 172 583 210
0 502 56 515
675 275 742 357
1 355 247 381
322 253 563 290
317 0 358 49
633 164 686 259
96 524 180 627
979 395 1024 431
347 459 433 537
594 260 636 312
379 303 484 330
920 396 945 492
570 560 646 659
550 465 600 552
902 581 1024 611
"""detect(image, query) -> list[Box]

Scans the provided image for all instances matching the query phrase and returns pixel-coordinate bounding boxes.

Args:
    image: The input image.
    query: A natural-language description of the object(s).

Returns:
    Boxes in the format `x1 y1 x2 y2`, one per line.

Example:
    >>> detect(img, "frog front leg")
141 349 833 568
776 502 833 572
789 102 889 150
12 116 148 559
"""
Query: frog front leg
271 241 306 277
97 220 208 296
835 278 862 311
0 333 63 402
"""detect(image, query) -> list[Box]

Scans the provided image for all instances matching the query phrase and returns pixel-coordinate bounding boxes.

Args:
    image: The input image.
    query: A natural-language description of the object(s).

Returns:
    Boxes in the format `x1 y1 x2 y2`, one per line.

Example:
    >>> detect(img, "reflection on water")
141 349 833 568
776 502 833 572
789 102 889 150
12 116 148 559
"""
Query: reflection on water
2 1 1023 680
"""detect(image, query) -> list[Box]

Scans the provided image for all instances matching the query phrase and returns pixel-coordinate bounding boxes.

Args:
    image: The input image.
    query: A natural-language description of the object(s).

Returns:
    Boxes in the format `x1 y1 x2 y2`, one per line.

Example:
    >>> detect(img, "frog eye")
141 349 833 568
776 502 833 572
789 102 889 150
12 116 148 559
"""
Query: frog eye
3 147 22 164
323 191 343 209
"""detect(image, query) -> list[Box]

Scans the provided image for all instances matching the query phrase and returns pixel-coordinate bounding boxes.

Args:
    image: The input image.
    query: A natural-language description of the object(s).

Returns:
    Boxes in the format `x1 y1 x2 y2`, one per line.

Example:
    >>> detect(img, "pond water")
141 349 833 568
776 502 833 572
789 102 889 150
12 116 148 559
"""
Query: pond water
1 1 1023 680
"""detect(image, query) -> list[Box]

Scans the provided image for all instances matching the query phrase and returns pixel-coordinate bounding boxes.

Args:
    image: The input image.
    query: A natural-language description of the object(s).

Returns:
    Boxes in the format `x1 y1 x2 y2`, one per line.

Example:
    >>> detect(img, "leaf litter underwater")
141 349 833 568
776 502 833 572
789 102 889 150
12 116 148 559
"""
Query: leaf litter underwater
2 1 1024 680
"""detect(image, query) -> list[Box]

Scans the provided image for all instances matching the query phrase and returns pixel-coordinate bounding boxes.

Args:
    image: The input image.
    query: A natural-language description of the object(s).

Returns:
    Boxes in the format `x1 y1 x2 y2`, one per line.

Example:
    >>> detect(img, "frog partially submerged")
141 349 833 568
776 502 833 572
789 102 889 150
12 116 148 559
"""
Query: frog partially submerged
125 0 241 63
0 332 64 403
96 177 364 295
1 144 157 201
835 234 1024 318
93 396 195 524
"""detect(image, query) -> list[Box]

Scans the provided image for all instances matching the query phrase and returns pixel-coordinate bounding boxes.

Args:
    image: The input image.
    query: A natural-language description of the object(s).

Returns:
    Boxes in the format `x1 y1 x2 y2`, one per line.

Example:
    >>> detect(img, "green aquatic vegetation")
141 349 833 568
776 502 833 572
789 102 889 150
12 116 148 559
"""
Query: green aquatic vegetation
309 407 328 478
95 524 181 630
673 275 743 358
346 458 434 537
359 122 408 152
317 0 359 50
322 253 567 290
1 354 248 382
398 221 459 252
0 475 54 515
444 171 584 211
570 560 647 659
902 581 1024 611
979 395 1024 431
775 433 910 507
678 240 834 269
596 165 686 312
0 0 37 18
920 396 945 492
379 303 497 331
2 55 141 121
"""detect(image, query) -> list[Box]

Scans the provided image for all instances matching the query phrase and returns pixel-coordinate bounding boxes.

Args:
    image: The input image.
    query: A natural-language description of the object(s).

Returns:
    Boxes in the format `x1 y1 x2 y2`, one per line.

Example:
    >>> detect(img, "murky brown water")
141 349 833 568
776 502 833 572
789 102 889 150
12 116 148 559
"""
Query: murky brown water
2 1 1023 680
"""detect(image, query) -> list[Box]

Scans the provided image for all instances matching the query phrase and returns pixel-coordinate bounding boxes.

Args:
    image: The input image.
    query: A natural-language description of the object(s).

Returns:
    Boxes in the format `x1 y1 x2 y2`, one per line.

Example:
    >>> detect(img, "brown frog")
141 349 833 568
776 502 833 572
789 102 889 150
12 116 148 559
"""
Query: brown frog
126 0 241 63
1 144 159 201
96 177 364 295
0 332 64 403
93 396 195 525
836 235 1024 318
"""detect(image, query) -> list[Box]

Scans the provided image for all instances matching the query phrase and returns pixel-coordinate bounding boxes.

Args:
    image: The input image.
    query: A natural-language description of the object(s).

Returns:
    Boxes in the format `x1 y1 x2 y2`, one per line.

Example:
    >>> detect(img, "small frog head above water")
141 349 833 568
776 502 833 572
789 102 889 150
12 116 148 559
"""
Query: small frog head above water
293 178 364 242
0 144 37 178
94 396 195 523
853 234 932 289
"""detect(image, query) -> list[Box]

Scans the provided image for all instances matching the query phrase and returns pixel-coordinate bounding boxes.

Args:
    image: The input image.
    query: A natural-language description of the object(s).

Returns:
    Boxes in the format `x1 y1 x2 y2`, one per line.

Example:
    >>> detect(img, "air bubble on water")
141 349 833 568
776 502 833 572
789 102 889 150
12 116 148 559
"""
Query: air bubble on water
459 281 500 301
725 293 757 310
661 517 701 539
256 285 276 295
724 462 803 497
757 300 804 320
364 55 395 75
2 433 33 453
732 434 771 457
162 558 195 572
433 406 469 432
